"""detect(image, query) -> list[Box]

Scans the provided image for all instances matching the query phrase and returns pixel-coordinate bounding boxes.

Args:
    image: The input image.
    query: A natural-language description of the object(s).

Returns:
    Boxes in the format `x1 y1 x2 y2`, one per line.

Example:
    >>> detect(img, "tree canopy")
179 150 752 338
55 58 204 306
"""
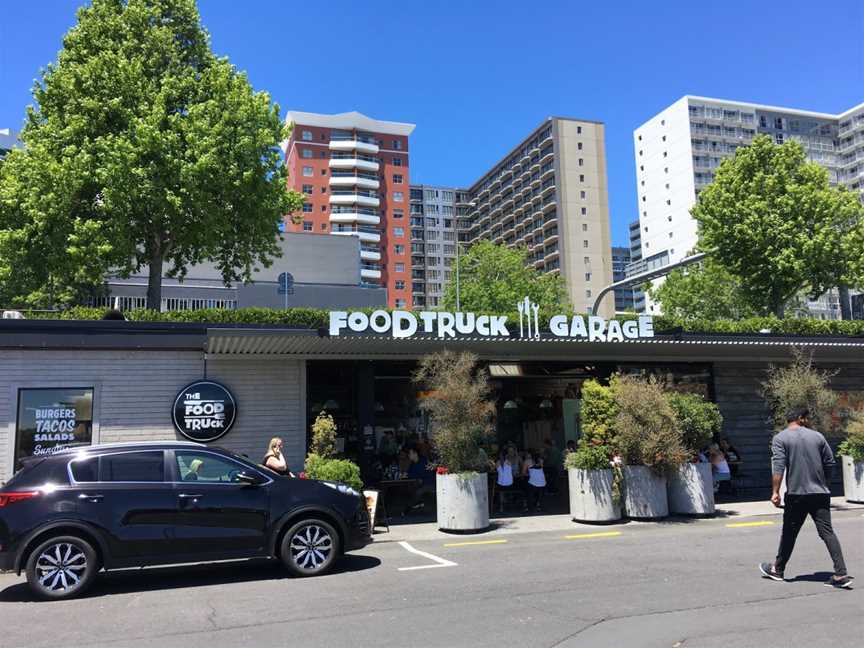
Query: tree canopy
0 0 303 309
441 240 569 315
692 135 864 317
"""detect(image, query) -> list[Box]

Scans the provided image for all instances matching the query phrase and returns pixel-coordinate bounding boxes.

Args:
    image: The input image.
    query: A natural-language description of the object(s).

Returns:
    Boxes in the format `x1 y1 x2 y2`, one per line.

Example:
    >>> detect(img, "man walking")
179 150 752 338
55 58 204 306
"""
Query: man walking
759 408 853 588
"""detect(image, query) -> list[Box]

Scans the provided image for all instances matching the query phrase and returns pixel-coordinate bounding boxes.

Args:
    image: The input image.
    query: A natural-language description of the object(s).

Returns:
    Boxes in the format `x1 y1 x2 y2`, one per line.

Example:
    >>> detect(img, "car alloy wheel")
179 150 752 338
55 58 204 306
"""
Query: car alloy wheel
290 523 333 570
25 535 98 600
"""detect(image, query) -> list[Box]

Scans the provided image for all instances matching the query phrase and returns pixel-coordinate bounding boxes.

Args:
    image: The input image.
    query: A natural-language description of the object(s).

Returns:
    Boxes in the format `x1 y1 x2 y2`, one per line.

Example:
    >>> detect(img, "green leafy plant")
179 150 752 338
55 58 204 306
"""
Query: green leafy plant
304 454 363 492
413 350 495 474
667 392 723 454
309 411 337 459
565 443 612 471
838 412 864 462
579 379 618 447
614 374 688 475
762 348 838 435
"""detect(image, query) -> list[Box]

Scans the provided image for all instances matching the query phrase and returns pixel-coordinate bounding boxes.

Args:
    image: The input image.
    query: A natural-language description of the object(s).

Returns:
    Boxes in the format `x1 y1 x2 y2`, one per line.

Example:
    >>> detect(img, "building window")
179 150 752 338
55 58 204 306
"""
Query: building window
321 169 327 176
321 223 328 231
321 186 327 193
394 227 404 237
395 280 405 290
393 157 403 167
302 184 313 194
583 256 590 264
394 244 404 254
302 203 312 213
395 299 406 308
579 174 584 182
586 289 592 298
663 151 667 157
580 191 586 199
577 126 582 134
303 166 313 177
581 207 587 215
393 191 404 202
577 142 583 150
583 240 589 248
585 272 591 281
662 135 666 142
303 221 312 231
579 158 584 166
393 209 404 219
393 174 403 184
395 263 404 272
582 223 588 231
302 149 313 158
301 130 313 141
393 140 402 150
321 205 327 211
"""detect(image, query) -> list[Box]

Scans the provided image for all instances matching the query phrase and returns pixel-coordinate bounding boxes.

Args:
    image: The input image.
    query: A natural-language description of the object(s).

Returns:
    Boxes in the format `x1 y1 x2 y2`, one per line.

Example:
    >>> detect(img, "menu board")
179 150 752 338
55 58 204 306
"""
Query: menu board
16 388 94 464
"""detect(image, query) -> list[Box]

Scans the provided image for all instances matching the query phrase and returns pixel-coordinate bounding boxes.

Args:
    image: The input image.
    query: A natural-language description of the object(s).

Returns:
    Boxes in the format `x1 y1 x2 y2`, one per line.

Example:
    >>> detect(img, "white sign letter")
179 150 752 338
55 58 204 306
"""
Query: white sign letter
588 316 607 342
622 320 639 339
476 315 490 336
606 319 624 343
638 315 654 338
329 311 348 336
348 312 368 332
369 310 391 334
419 312 436 333
549 315 568 337
438 312 456 339
392 311 417 339
489 316 509 337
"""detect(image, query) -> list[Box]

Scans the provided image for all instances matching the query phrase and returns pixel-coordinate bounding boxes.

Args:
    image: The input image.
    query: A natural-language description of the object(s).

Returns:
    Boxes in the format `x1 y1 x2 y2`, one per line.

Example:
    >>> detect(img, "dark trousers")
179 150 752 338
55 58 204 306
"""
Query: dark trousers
776 493 847 576
528 485 544 509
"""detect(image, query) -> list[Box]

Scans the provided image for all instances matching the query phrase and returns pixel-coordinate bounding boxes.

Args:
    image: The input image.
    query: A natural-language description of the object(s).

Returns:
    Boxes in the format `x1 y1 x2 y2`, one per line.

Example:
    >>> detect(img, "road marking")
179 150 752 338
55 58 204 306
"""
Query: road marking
397 541 458 571
443 539 509 547
725 521 775 528
563 531 622 540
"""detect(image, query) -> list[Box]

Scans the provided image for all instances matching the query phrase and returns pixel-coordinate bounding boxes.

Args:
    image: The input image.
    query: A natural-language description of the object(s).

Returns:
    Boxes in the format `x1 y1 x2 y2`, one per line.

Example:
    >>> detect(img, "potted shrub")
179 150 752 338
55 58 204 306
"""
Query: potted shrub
565 379 621 523
666 393 721 515
838 413 864 504
762 349 839 500
414 351 495 532
304 411 363 492
616 375 687 520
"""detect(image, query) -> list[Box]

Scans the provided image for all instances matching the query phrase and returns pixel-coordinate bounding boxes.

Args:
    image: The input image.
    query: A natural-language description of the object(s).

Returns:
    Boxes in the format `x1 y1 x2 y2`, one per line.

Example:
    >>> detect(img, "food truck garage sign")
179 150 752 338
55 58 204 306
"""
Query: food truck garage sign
329 297 654 342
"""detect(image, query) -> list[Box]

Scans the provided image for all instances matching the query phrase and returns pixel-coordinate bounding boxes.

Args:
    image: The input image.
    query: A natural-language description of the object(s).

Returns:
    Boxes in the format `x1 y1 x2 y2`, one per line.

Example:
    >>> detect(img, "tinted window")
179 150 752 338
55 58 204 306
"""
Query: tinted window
100 452 165 482
70 458 98 482
176 451 252 483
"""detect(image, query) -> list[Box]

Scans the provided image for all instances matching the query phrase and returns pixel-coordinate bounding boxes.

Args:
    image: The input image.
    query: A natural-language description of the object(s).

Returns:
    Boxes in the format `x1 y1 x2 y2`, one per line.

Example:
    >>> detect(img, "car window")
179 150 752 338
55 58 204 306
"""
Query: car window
70 457 98 482
100 451 165 482
175 451 251 483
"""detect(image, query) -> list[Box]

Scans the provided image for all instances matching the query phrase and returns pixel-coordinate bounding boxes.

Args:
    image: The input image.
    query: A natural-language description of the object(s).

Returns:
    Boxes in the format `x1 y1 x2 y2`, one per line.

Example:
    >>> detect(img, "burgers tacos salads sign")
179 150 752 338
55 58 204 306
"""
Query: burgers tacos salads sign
329 296 655 342
15 387 94 464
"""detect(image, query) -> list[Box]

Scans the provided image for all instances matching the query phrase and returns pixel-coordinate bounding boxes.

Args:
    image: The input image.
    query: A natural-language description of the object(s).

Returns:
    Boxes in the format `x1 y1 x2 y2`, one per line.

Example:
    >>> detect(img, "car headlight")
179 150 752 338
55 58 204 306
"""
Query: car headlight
322 481 360 497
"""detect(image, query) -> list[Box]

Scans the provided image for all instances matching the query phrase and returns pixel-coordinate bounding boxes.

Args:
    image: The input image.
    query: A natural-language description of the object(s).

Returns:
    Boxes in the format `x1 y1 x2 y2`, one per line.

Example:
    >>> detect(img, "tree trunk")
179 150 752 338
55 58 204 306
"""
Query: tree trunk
838 285 852 321
773 301 785 318
146 252 163 311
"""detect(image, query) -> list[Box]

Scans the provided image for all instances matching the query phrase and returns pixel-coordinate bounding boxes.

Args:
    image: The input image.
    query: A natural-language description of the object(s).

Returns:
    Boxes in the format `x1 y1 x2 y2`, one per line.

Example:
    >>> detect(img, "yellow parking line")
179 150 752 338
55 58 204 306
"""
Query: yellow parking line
725 521 775 528
443 539 509 547
564 531 622 540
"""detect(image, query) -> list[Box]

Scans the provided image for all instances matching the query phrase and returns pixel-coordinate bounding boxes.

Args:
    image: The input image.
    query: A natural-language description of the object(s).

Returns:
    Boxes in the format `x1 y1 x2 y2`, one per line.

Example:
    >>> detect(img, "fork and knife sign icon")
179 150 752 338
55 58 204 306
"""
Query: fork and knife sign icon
517 297 541 339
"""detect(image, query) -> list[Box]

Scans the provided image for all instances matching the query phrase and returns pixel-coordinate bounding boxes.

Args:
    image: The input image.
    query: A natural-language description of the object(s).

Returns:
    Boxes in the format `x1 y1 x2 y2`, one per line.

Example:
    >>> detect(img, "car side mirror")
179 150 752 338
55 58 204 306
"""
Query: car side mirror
236 471 261 485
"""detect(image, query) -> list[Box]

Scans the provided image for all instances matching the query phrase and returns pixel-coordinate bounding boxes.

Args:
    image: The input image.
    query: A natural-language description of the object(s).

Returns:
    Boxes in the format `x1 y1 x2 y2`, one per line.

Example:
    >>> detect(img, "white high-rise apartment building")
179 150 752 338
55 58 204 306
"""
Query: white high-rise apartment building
634 96 864 315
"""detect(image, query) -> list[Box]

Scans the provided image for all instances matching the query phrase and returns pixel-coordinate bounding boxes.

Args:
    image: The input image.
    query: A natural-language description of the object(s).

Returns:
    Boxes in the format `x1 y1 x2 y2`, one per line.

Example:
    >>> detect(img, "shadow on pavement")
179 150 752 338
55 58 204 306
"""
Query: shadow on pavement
786 571 835 583
0 554 382 603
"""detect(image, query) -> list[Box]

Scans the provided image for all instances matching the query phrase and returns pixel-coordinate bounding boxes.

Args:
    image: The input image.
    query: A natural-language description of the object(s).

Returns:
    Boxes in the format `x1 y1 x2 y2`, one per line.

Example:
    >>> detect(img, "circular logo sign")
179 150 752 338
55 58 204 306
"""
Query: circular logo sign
172 381 237 442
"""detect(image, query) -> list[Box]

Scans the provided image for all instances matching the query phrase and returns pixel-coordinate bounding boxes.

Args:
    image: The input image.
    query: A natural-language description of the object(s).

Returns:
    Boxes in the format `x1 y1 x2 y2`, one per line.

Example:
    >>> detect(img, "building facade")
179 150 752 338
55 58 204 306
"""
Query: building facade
627 219 646 312
464 118 614 316
611 246 637 313
282 111 416 309
0 128 20 161
634 96 864 314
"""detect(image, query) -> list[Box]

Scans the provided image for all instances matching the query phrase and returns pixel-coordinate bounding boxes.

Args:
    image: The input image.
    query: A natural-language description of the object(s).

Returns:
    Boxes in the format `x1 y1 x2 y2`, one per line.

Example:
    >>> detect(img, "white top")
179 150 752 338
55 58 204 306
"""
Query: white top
528 466 546 488
496 462 514 487
713 459 731 475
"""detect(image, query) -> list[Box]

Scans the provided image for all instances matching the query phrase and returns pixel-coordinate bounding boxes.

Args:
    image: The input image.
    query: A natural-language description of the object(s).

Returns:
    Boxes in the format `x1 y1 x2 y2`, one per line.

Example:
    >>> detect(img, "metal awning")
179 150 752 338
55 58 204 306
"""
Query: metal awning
205 328 864 363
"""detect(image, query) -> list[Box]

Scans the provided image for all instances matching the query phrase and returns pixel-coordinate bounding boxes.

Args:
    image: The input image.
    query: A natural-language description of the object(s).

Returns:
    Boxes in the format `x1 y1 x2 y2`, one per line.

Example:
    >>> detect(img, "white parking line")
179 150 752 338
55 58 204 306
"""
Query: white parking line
397 541 458 571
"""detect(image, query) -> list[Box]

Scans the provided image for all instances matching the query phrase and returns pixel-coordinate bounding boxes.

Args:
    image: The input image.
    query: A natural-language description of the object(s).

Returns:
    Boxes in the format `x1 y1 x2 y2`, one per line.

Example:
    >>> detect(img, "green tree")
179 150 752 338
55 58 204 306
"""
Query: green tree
441 240 569 315
648 257 758 320
0 0 303 309
693 135 864 318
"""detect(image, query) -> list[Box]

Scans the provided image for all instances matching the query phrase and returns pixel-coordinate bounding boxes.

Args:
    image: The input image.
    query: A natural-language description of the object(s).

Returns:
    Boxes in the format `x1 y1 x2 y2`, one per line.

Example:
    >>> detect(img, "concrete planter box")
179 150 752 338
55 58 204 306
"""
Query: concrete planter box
568 468 621 523
622 465 668 519
841 456 864 504
667 462 715 516
436 472 489 533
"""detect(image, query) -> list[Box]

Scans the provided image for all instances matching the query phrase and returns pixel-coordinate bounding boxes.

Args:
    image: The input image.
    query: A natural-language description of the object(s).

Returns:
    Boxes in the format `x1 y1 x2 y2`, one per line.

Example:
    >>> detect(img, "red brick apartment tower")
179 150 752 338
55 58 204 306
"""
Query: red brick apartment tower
282 111 415 309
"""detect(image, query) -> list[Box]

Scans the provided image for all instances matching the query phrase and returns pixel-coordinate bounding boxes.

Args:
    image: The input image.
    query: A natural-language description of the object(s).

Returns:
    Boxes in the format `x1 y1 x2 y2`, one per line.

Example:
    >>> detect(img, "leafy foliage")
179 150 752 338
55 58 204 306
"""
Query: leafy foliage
564 443 613 471
309 411 337 459
0 0 303 309
578 379 618 447
838 412 864 462
614 375 688 475
666 392 723 453
762 348 838 434
440 241 569 317
304 454 363 492
693 135 864 317
413 351 495 474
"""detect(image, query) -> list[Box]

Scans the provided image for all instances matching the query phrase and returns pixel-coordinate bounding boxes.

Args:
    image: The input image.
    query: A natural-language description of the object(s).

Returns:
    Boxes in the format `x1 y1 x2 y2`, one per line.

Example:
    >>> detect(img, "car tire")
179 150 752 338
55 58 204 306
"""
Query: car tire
279 518 340 577
25 535 99 600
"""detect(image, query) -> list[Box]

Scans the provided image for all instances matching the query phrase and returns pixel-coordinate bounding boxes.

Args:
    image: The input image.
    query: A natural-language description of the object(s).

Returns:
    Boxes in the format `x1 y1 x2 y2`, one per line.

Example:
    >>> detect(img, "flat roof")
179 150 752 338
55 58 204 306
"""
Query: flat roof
285 110 415 136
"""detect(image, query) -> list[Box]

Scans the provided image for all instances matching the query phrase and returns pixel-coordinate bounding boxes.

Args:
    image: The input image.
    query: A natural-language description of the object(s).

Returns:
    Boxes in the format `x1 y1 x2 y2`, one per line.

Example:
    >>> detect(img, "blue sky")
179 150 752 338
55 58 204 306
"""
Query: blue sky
1 1 862 246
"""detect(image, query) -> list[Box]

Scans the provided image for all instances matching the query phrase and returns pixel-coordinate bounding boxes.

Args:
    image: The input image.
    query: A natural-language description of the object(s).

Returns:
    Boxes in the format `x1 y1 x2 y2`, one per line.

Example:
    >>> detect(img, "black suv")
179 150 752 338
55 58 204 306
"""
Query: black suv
0 441 371 599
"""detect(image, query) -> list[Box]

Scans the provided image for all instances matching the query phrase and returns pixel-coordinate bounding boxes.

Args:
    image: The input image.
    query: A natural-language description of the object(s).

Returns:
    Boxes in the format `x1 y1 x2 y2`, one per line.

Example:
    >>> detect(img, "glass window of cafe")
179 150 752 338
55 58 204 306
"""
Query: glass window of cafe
15 387 94 468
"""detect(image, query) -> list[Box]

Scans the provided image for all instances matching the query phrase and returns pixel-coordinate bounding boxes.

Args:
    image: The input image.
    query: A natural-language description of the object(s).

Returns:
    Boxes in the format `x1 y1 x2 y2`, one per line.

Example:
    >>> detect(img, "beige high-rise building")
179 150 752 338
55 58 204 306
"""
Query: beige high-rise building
463 117 614 316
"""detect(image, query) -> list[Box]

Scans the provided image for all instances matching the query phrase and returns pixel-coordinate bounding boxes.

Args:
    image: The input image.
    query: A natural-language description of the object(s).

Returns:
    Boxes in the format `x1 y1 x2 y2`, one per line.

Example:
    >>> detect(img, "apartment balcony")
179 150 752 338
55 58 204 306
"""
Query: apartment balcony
544 248 560 261
540 165 554 180
330 191 380 207
329 137 379 155
542 213 557 228
330 212 381 226
329 155 379 172
539 149 554 165
329 173 380 190
542 196 557 212
360 247 382 261
360 266 382 280
331 227 381 243
540 182 556 197
545 229 559 243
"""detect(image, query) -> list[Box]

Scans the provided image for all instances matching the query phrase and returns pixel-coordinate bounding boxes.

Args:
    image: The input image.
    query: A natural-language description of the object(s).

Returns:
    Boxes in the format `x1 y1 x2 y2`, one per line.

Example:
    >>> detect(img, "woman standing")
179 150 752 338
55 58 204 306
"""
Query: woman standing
262 437 294 477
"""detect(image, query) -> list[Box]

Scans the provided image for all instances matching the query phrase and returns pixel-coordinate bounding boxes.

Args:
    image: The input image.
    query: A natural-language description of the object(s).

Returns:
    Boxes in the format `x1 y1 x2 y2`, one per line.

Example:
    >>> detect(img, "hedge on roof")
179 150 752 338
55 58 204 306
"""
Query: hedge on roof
14 307 864 337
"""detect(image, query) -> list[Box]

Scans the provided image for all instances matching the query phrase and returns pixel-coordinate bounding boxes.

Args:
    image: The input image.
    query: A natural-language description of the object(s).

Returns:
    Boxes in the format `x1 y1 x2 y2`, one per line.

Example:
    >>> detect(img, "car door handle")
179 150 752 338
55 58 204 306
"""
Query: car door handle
178 493 203 500
78 494 104 503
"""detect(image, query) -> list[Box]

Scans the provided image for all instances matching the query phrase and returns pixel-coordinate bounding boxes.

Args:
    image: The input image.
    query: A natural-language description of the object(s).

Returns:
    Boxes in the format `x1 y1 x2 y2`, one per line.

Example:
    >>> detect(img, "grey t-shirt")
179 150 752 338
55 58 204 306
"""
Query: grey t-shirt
771 425 835 495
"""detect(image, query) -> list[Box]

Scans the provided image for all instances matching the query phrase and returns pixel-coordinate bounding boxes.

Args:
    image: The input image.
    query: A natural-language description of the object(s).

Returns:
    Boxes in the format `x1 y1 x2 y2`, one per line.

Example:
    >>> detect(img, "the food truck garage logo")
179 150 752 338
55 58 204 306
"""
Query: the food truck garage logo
329 297 654 342
172 381 237 442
